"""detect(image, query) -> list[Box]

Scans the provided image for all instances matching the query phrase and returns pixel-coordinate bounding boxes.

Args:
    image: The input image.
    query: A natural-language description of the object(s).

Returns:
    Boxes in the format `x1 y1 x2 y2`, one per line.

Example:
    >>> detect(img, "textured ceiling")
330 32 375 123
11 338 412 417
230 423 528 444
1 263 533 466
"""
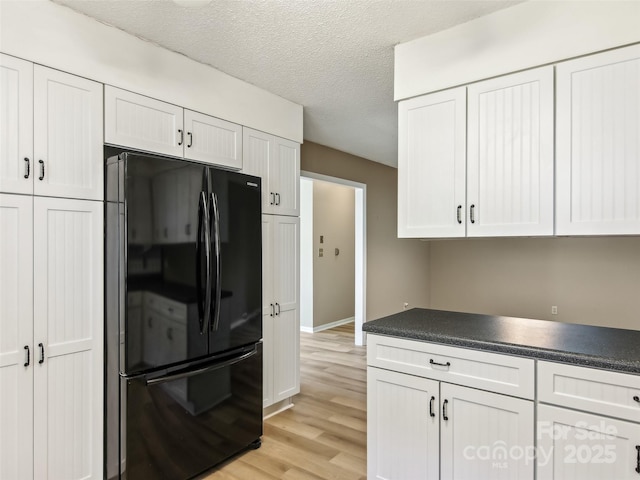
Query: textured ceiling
53 0 521 167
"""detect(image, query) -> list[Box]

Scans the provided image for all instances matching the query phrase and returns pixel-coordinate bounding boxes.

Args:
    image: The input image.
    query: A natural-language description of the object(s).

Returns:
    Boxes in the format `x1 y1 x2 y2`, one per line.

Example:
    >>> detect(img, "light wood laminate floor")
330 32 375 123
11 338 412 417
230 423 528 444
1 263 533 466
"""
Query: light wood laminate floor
202 323 367 480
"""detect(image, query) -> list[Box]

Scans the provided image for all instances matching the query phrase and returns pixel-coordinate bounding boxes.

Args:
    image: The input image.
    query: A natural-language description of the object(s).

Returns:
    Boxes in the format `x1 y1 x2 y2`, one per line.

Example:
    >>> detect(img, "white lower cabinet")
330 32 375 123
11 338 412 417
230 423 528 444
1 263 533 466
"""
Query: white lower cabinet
367 335 640 480
367 366 534 480
440 383 534 480
367 367 440 479
262 214 300 407
0 194 103 480
537 405 640 480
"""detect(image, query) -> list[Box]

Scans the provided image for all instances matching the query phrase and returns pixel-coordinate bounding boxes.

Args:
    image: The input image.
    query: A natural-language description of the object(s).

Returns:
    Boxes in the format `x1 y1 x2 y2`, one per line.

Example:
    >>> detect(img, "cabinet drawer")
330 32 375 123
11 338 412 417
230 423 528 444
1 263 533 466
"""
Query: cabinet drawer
367 334 534 399
538 361 640 423
144 292 187 323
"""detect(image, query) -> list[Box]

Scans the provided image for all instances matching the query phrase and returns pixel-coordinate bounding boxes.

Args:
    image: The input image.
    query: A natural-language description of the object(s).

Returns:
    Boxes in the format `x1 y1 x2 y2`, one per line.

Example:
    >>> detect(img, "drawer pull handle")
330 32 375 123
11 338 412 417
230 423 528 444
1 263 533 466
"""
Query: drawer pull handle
456 205 462 224
38 160 45 181
443 399 449 421
24 158 30 179
24 346 30 367
429 396 435 418
38 343 44 364
634 395 639 403
430 359 451 368
470 204 476 224
636 445 640 474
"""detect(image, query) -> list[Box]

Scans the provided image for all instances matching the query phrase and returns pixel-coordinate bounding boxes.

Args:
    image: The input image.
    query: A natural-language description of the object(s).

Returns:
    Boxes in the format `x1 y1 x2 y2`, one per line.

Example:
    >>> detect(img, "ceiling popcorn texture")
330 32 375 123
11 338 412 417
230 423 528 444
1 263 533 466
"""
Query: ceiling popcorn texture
53 0 521 167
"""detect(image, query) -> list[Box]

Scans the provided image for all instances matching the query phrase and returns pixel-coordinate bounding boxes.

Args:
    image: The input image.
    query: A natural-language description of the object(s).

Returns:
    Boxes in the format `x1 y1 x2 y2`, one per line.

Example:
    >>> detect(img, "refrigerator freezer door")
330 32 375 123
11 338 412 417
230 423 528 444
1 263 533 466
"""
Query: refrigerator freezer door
122 344 263 479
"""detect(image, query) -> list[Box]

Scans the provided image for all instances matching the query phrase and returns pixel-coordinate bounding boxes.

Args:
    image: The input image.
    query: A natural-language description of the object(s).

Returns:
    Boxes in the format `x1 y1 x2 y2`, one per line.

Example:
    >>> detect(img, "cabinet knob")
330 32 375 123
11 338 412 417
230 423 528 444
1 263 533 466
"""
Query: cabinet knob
634 395 639 403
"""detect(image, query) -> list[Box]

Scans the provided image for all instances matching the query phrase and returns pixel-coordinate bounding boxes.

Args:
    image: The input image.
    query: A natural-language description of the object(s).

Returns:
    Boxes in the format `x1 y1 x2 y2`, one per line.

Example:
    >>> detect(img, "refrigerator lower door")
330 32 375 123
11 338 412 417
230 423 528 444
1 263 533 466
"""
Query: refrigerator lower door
121 343 263 479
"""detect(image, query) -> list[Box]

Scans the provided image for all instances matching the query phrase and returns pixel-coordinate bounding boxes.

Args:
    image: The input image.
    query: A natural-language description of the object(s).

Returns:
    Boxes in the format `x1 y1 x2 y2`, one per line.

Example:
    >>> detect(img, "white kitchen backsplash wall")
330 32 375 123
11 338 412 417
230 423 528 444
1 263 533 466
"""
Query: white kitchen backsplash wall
428 237 640 330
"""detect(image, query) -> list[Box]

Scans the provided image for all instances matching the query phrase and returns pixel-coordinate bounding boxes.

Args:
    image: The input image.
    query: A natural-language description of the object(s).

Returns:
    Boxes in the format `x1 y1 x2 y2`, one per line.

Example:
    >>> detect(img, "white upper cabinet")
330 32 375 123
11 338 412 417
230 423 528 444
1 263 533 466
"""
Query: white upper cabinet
0 54 33 196
272 136 300 216
1 57 103 200
33 66 103 201
105 86 183 158
398 87 466 238
556 44 640 235
242 127 300 216
183 109 242 168
467 66 554 237
398 67 553 238
105 86 243 170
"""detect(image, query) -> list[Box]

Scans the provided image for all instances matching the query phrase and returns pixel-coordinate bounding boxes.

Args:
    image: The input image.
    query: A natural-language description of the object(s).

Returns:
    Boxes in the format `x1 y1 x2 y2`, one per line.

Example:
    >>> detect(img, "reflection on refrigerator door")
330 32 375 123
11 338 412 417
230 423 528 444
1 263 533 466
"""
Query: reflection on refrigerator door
122 344 263 480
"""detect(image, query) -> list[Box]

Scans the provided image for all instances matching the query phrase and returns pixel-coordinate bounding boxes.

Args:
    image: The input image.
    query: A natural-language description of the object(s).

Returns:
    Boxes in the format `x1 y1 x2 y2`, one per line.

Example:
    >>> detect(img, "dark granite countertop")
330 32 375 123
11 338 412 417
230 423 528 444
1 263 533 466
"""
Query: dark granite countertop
363 308 640 374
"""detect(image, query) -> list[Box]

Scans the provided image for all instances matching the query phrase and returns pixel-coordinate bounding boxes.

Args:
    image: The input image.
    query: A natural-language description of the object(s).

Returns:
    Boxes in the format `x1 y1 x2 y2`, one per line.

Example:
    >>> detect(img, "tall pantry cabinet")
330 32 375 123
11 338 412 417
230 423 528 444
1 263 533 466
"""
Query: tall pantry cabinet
0 53 103 480
242 127 301 409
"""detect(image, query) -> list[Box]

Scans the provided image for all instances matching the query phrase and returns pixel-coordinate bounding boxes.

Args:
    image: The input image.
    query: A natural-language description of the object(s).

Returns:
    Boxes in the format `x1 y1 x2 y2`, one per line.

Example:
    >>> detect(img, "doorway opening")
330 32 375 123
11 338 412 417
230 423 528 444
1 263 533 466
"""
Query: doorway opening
299 172 366 346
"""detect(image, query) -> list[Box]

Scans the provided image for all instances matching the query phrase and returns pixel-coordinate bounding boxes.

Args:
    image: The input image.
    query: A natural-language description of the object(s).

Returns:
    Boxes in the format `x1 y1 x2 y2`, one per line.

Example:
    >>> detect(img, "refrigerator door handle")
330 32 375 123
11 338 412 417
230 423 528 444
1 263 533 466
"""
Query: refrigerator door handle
144 346 258 386
210 192 222 332
196 192 205 331
201 191 213 334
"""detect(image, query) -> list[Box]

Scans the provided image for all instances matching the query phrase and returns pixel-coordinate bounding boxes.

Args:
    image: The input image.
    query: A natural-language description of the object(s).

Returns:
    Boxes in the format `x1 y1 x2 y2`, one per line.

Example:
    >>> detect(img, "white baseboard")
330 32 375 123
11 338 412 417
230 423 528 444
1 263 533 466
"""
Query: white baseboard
300 317 354 333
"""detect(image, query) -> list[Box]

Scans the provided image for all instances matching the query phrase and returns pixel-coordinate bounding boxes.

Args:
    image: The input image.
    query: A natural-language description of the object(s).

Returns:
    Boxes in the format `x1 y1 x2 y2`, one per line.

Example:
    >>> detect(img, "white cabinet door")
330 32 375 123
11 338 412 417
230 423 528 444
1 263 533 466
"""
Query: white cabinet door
440 383 534 480
537 404 640 480
0 194 33 480
272 137 300 216
105 86 184 158
272 215 300 401
367 367 440 480
243 128 273 212
33 66 103 201
261 215 274 407
467 66 554 237
32 197 103 480
262 215 300 406
398 87 466 238
184 109 242 169
0 54 33 195
242 127 300 216
556 44 640 235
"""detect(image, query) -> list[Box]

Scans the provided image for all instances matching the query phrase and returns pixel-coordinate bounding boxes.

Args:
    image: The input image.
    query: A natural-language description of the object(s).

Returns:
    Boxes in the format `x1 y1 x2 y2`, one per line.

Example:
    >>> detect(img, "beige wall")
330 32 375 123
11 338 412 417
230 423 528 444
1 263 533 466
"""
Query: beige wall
313 181 355 327
429 237 640 330
301 141 431 321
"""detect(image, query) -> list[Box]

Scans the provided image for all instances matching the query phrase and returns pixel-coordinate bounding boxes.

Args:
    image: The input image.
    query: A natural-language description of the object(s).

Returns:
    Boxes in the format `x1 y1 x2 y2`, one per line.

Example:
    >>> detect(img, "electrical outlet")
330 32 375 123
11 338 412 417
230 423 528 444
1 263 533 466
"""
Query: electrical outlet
551 306 558 315
319 248 324 257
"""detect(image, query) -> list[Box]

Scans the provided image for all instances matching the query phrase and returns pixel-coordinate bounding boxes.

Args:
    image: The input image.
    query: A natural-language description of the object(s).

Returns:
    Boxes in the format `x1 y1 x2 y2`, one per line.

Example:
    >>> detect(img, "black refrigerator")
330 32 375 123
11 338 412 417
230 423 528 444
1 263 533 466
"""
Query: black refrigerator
105 151 263 480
